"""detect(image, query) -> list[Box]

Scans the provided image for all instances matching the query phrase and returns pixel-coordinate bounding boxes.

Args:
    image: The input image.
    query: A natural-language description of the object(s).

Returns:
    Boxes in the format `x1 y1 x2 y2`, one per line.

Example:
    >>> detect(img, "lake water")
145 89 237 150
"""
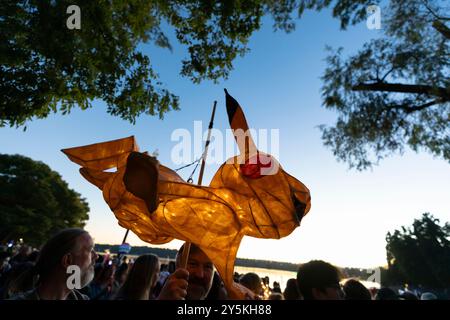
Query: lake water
151 257 381 292
234 266 381 291
234 266 297 291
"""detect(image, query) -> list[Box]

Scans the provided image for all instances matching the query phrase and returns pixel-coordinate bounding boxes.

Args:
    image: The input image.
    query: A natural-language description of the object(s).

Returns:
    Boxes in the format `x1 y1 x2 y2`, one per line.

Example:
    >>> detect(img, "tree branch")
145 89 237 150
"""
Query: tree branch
420 1 450 39
432 20 450 40
380 67 396 82
421 0 450 21
387 99 441 114
352 82 450 100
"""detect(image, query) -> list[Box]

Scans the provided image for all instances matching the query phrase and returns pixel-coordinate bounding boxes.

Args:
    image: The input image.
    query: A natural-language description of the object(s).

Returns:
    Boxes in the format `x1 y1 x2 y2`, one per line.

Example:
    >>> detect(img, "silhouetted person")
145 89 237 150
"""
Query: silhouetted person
375 287 399 300
115 254 159 300
296 260 344 300
26 250 40 264
168 261 176 274
87 263 116 300
1 262 35 299
263 276 270 289
205 271 228 300
420 292 437 300
272 281 282 294
9 245 32 266
111 262 129 298
158 264 170 287
342 279 372 300
399 291 419 300
269 292 284 300
283 278 302 300
11 228 98 300
239 272 263 297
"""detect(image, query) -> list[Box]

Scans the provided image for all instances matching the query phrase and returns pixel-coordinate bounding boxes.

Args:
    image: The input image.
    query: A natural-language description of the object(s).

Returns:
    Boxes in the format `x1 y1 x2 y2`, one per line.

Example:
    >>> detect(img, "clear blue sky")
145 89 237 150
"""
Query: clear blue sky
1 9 449 268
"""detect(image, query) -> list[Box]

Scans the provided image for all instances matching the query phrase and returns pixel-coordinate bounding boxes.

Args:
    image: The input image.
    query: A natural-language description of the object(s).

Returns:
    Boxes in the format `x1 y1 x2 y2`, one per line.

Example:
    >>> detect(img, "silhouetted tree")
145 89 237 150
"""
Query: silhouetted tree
385 213 450 288
0 154 89 245
2 1 448 167
1 0 311 127
320 0 449 169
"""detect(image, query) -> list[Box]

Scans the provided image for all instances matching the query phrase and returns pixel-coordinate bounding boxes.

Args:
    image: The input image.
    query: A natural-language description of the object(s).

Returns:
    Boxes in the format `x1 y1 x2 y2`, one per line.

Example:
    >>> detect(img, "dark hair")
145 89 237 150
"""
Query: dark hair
272 281 282 293
175 243 204 267
269 292 284 300
114 262 129 282
168 261 176 273
343 279 372 300
26 251 40 263
283 278 302 300
375 287 399 300
93 263 115 286
296 260 342 300
399 291 418 300
2 262 36 299
160 264 168 272
34 228 88 281
205 272 227 300
0 251 10 262
239 273 262 294
116 254 159 300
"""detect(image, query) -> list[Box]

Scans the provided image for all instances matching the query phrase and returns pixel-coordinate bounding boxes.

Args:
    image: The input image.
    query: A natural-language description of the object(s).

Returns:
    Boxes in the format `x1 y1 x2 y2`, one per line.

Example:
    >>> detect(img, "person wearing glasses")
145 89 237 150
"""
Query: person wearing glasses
296 260 344 300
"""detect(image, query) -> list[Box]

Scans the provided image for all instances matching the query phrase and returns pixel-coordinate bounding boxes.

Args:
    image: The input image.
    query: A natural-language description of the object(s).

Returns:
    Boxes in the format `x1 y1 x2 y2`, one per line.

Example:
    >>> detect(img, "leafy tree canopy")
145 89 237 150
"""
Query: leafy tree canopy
0 154 89 246
320 0 449 169
385 213 450 288
0 0 316 127
1 1 448 170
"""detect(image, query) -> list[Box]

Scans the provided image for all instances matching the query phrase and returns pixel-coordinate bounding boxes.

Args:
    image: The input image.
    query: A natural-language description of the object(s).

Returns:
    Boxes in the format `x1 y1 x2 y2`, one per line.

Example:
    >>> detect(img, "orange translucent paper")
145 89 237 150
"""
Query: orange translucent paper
62 91 311 299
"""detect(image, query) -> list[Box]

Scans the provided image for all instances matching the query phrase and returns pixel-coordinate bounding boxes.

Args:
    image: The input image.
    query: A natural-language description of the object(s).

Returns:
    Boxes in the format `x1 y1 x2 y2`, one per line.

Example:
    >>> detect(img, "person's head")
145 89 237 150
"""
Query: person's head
117 254 159 300
94 263 116 286
283 278 302 300
18 245 32 257
176 243 214 300
160 264 168 272
239 273 263 297
420 292 437 300
296 260 344 300
342 279 372 300
375 287 399 300
400 291 418 300
269 292 284 300
3 262 36 299
114 263 129 286
96 254 104 264
26 250 40 263
34 228 98 289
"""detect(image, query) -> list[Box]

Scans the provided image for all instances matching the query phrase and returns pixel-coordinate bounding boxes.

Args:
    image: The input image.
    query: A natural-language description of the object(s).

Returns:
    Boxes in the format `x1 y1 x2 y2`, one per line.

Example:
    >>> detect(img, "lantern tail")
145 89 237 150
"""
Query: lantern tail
61 136 139 171
224 89 258 159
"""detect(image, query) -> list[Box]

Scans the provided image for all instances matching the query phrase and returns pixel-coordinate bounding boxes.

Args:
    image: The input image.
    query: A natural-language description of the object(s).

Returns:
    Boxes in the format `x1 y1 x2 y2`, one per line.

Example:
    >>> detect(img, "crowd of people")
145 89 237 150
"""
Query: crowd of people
0 228 441 300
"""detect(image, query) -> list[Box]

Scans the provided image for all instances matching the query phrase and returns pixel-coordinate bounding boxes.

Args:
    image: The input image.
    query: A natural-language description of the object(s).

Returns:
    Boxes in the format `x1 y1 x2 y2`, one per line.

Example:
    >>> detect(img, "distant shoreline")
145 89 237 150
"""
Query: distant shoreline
95 243 300 272
95 243 379 277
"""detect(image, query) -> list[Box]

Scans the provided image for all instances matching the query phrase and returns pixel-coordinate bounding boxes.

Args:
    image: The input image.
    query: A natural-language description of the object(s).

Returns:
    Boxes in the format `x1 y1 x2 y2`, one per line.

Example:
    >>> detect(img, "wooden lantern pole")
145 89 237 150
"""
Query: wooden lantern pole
179 101 217 268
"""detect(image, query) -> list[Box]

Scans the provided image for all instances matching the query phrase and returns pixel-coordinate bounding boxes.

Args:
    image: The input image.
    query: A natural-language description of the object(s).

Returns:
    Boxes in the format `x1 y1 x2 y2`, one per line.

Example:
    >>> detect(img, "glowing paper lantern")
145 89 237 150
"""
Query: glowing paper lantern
62 90 311 299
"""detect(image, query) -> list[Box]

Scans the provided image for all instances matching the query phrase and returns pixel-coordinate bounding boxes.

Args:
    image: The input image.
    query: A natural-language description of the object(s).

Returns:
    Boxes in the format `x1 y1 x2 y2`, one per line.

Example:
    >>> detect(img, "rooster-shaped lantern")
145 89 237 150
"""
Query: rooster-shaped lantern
62 90 311 299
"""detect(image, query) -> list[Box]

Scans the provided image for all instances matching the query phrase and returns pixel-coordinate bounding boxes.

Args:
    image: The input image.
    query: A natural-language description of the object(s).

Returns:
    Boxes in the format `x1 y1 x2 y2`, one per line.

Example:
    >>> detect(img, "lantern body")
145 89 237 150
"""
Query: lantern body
62 91 311 299
62 136 311 299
